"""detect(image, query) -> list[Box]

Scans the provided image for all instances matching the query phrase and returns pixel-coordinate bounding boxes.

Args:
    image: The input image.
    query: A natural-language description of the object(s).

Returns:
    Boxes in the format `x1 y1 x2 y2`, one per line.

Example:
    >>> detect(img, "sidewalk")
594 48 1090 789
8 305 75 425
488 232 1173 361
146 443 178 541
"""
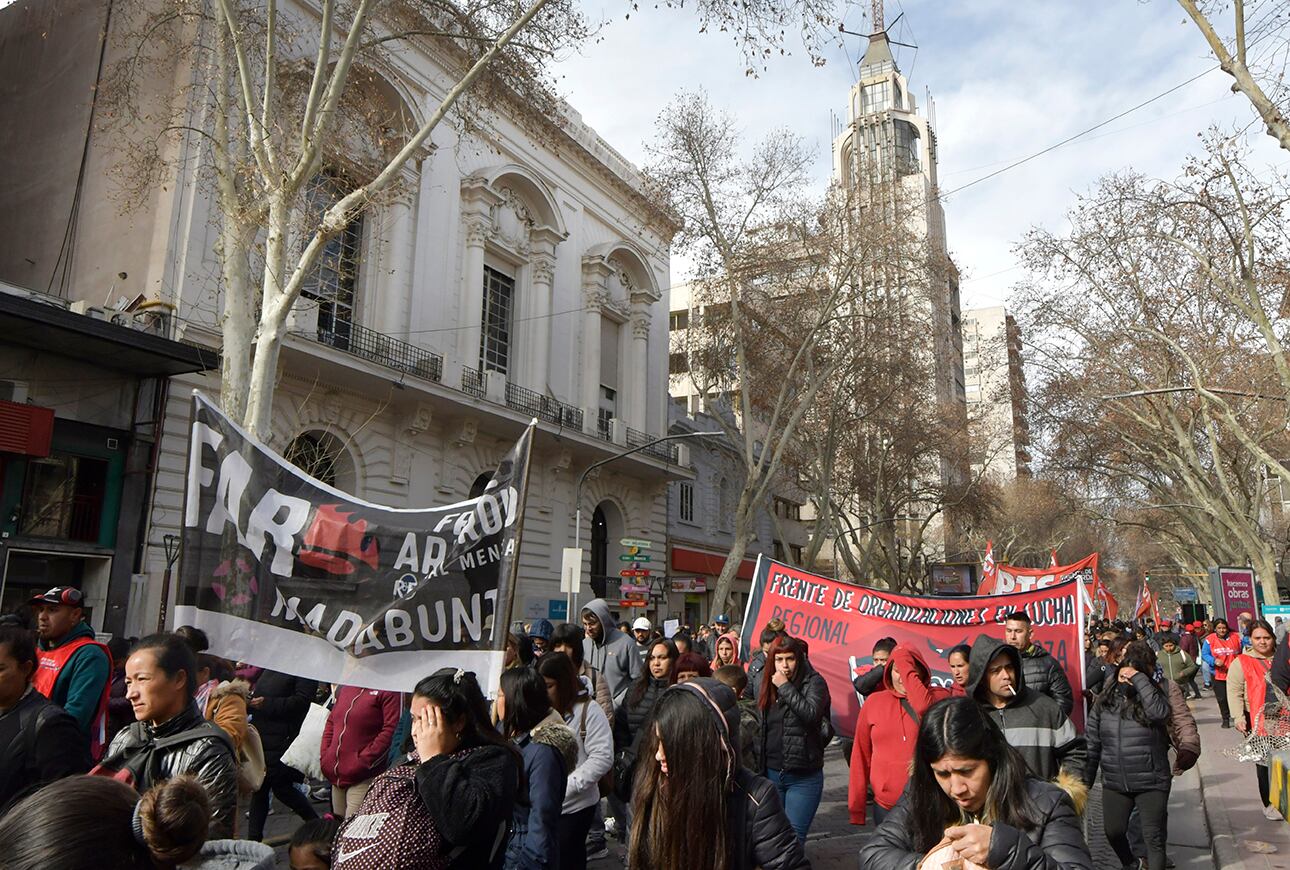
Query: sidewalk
1193 692 1290 869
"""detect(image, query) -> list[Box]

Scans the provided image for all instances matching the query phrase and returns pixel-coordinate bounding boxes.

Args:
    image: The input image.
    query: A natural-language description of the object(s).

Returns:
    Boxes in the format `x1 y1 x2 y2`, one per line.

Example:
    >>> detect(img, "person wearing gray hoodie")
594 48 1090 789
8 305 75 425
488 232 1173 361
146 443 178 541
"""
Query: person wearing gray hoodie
581 599 642 709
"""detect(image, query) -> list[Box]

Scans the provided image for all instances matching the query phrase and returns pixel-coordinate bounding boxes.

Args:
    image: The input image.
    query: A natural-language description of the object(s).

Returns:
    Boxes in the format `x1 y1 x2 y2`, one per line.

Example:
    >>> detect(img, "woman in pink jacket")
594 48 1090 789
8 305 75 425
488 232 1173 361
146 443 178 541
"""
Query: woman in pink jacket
319 685 403 818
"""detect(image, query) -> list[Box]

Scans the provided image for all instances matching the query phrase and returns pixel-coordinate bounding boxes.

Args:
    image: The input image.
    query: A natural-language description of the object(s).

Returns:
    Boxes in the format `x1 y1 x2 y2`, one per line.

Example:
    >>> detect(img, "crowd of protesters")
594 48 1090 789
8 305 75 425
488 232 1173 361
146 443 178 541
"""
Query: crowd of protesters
0 581 1283 870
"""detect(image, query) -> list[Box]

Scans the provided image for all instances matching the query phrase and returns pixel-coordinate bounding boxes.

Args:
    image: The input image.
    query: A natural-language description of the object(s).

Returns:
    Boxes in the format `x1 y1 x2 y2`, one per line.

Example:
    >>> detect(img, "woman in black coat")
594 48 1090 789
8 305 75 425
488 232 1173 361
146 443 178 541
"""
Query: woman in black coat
612 638 676 798
629 679 807 870
757 636 831 843
246 668 319 840
0 626 87 812
1083 640 1172 870
860 697 1092 870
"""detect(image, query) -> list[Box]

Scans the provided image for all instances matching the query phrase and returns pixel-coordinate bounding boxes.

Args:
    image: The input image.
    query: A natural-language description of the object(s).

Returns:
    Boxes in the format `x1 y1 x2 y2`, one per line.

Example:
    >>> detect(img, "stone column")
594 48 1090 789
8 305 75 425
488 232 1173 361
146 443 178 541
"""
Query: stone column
378 184 416 338
457 215 490 370
628 302 651 430
581 256 612 434
526 252 556 393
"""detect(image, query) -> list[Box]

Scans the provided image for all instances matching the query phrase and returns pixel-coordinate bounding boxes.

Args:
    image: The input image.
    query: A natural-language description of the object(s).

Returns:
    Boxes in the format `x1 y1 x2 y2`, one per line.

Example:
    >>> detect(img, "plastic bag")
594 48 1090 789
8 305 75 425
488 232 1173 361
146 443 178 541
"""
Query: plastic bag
281 701 329 780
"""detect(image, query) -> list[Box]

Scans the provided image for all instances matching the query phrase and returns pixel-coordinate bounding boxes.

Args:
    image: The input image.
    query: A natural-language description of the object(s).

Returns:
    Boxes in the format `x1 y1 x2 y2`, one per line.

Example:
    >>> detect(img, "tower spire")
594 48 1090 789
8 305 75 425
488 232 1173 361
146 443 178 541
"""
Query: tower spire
870 0 884 33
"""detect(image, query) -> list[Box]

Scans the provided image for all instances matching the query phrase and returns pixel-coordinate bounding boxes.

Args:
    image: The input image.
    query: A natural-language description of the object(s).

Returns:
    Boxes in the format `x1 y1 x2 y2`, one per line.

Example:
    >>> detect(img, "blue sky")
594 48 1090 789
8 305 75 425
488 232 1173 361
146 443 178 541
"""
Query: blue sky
552 0 1287 309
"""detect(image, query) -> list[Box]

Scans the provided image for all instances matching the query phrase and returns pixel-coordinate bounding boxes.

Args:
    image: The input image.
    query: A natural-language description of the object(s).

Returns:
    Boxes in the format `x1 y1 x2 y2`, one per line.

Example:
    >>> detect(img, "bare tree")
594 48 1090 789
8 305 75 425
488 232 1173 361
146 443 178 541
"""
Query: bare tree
103 0 842 440
1176 0 1290 152
1014 137 1290 599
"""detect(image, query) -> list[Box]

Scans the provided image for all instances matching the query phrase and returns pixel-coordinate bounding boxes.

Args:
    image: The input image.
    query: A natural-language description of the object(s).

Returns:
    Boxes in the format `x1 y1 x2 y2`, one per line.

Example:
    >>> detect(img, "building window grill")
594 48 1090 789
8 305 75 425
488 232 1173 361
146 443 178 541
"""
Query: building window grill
481 266 514 374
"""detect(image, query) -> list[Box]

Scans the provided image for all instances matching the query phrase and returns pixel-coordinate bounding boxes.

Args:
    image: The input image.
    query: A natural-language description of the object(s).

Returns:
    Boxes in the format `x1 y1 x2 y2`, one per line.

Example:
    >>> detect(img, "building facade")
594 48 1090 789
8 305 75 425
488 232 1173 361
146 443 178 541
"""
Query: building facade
962 305 1032 482
0 0 688 635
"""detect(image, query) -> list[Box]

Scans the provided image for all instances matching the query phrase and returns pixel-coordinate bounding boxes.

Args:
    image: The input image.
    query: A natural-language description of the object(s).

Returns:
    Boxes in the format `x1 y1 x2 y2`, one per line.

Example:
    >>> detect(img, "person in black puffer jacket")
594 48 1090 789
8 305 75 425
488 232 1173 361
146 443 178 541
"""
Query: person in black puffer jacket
1084 640 1172 870
246 668 319 840
1006 611 1075 716
100 634 238 838
629 679 808 870
860 697 1091 870
613 638 677 800
757 635 831 843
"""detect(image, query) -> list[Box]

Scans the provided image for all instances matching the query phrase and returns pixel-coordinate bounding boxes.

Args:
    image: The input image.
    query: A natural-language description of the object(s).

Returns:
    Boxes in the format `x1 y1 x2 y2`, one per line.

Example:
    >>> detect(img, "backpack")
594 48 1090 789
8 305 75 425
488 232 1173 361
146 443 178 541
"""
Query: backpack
91 720 230 791
333 751 508 869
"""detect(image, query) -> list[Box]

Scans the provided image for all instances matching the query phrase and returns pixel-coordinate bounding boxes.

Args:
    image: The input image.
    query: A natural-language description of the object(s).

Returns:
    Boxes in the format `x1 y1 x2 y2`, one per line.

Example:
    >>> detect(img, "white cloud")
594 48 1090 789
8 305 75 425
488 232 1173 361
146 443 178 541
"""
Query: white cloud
553 0 1287 305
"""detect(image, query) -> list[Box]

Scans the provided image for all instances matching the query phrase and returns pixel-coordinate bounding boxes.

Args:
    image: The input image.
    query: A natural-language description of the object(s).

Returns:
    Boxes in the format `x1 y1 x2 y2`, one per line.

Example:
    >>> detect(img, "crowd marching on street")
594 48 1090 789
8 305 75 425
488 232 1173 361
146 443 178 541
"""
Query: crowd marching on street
0 581 1285 869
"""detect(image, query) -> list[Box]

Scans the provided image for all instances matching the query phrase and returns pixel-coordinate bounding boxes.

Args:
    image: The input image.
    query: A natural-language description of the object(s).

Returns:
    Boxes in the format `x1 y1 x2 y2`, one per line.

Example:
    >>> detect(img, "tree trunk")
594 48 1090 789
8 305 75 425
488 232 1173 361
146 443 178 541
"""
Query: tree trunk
712 520 754 617
245 195 290 441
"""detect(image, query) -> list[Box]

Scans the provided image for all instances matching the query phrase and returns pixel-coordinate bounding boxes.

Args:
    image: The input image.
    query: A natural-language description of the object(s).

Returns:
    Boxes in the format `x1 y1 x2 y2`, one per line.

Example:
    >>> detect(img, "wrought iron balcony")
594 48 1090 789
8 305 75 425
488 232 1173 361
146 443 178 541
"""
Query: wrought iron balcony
627 425 680 462
461 366 485 398
311 322 442 383
505 382 583 429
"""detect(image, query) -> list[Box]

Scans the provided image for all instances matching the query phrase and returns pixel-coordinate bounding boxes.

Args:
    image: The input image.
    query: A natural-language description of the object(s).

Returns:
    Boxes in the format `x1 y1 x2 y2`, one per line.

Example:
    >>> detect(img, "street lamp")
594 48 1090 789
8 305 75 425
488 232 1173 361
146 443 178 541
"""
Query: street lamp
157 533 181 632
570 431 724 617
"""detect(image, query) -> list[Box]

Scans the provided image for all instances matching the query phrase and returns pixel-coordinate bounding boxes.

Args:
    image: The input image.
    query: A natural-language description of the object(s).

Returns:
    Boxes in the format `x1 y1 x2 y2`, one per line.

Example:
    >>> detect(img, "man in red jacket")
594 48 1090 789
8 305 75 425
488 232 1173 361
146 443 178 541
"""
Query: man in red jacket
847 646 950 825
320 685 403 818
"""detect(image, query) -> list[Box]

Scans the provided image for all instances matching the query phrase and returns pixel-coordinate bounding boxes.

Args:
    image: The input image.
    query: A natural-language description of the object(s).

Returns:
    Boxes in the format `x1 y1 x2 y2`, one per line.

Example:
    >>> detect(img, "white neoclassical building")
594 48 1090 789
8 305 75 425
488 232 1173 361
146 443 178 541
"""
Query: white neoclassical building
0 0 688 636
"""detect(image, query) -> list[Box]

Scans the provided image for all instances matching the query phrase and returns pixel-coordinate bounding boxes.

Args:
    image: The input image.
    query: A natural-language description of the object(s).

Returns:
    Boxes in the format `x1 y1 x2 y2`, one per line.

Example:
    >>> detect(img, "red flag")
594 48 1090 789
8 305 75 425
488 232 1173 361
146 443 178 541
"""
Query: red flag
1049 549 1059 568
1134 576 1154 620
978 541 998 595
1099 582 1120 621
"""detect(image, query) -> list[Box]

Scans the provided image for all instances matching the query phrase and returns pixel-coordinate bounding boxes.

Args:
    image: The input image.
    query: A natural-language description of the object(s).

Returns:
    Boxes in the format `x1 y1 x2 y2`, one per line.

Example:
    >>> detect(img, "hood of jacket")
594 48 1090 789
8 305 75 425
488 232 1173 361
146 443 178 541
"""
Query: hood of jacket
712 631 742 668
529 707 578 773
1021 643 1050 660
671 677 740 775
882 646 933 692
582 598 624 649
966 635 1024 703
180 839 276 870
40 620 96 651
209 679 252 703
529 619 554 641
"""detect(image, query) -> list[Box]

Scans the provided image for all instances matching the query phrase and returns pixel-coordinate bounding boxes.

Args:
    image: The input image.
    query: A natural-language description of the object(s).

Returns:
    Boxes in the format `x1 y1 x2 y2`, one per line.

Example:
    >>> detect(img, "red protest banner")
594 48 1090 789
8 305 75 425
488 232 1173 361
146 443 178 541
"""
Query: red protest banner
738 557 1087 736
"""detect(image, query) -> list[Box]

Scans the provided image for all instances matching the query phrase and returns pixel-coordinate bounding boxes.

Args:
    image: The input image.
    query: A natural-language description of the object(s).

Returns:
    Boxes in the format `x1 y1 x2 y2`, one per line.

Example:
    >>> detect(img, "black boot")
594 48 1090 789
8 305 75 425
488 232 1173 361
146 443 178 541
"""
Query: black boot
1222 718 1232 728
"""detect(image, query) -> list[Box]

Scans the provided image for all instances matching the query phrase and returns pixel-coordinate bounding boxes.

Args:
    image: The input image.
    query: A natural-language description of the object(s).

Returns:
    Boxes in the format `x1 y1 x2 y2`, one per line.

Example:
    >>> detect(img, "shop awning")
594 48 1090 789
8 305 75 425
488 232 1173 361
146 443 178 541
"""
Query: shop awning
671 545 757 581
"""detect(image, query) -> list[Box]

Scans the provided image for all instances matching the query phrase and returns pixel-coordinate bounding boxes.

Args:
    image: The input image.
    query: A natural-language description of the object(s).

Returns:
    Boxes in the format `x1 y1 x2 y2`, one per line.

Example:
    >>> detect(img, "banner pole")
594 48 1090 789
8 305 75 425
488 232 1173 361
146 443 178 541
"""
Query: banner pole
497 421 538 690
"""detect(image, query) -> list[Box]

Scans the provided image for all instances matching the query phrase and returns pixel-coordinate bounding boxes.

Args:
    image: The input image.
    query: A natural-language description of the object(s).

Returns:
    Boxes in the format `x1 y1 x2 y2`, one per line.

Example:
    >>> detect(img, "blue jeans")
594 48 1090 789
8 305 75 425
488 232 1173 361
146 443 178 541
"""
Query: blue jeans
766 768 824 843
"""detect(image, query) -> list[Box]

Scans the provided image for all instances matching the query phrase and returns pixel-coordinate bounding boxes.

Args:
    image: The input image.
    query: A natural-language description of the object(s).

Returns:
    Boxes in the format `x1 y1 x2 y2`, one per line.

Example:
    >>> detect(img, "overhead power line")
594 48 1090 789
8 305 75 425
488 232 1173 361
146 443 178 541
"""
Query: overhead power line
940 66 1219 200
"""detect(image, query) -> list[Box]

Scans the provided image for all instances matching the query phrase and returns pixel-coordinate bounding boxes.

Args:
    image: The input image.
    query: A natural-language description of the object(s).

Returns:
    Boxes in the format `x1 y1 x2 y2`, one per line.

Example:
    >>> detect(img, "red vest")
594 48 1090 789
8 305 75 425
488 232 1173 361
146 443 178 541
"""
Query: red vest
33 635 112 761
1206 633 1242 681
1237 653 1273 735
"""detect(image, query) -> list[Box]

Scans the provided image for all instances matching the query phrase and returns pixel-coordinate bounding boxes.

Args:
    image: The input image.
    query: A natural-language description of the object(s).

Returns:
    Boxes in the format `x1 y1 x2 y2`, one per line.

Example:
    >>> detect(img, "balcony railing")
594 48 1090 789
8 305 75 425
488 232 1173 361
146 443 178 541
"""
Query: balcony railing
505 382 583 430
627 425 679 462
313 322 442 383
461 366 485 398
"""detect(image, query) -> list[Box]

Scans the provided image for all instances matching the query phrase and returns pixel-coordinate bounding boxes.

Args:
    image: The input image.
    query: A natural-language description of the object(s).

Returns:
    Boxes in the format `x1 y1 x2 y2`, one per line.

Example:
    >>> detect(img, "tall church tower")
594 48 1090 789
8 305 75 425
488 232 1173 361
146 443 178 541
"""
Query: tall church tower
831 1 968 559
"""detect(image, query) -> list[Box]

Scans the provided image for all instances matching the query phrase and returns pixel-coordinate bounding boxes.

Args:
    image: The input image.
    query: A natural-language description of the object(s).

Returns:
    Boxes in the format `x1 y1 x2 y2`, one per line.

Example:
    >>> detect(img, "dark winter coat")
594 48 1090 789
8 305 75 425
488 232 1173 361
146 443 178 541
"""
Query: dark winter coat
852 664 886 698
1084 669 1173 793
858 778 1093 870
967 637 1085 782
759 651 831 774
1163 677 1200 774
613 674 669 759
416 741 520 870
1085 659 1115 698
320 686 402 788
103 703 239 838
505 710 577 870
0 689 89 811
672 679 809 870
247 670 317 761
1020 644 1074 716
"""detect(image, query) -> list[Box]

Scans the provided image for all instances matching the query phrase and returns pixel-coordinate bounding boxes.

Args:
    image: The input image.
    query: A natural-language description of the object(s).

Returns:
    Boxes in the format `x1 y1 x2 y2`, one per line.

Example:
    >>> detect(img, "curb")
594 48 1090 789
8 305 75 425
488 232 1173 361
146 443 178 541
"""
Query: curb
1194 737 1249 869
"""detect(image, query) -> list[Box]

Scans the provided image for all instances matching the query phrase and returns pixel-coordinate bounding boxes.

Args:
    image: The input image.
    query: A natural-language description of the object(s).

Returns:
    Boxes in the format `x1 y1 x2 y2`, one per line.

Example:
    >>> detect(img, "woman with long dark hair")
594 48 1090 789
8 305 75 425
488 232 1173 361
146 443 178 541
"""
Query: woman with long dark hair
1084 640 1172 870
499 666 576 870
629 679 807 870
860 696 1091 869
538 652 612 870
1229 619 1280 820
613 638 677 801
758 636 831 843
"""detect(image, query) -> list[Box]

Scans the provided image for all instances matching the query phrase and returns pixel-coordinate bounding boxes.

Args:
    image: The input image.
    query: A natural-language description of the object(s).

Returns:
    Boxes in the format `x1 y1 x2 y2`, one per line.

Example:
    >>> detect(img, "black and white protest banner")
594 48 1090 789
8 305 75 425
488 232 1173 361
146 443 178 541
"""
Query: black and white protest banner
174 392 535 692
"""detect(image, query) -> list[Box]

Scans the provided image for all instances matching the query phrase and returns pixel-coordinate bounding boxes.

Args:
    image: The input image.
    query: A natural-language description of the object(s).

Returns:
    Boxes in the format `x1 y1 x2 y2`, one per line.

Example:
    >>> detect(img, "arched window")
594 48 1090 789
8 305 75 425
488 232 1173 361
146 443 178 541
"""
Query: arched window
284 431 357 492
301 172 365 351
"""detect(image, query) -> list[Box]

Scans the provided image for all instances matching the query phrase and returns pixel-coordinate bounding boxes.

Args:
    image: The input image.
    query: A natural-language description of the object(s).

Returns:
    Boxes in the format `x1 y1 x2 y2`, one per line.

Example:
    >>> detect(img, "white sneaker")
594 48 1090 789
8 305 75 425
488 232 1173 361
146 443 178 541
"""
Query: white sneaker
1264 804 1282 821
